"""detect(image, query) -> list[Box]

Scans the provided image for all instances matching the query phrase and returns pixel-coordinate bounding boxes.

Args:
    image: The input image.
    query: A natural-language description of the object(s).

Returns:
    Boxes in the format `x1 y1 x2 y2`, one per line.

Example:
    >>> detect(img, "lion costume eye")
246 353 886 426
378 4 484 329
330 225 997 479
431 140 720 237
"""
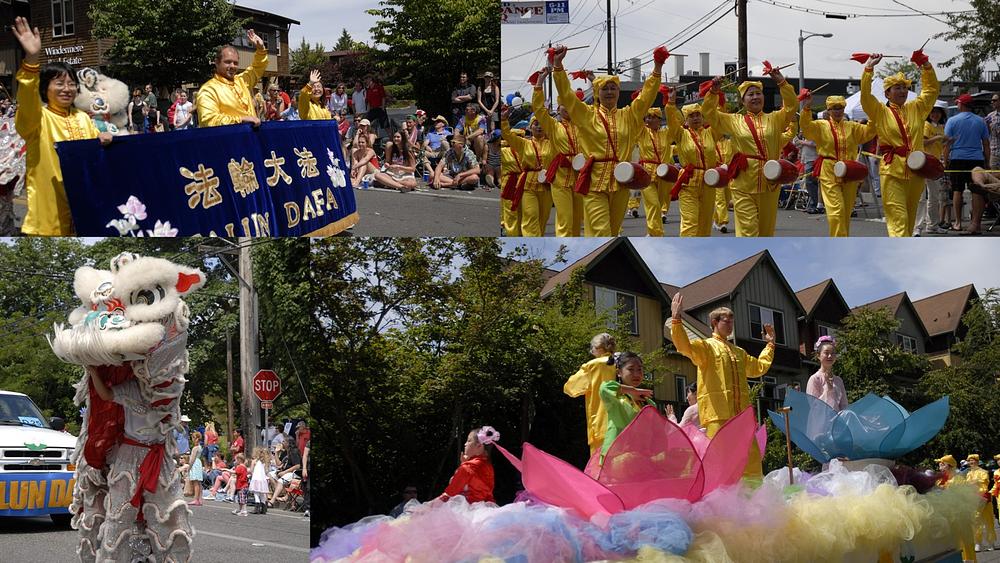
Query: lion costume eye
131 285 166 306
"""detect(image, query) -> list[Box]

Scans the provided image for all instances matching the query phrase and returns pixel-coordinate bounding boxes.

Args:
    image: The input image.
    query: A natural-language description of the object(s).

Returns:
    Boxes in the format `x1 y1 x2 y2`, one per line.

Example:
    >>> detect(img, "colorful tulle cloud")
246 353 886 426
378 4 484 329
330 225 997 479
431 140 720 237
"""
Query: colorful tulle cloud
496 407 761 520
768 390 949 463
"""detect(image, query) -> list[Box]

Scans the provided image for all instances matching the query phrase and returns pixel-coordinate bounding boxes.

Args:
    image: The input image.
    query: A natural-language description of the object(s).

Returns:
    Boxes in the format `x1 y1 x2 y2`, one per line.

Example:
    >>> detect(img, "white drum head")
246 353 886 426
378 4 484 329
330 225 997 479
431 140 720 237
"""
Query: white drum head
656 163 670 178
907 151 926 170
833 161 847 178
705 168 721 186
614 161 635 183
571 153 587 171
763 159 782 182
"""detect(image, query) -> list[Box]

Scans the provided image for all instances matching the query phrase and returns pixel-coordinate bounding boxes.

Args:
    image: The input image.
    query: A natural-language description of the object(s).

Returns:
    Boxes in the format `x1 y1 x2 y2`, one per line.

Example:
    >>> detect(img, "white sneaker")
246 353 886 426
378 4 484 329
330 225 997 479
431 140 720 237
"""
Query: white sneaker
975 543 981 552
231 508 239 515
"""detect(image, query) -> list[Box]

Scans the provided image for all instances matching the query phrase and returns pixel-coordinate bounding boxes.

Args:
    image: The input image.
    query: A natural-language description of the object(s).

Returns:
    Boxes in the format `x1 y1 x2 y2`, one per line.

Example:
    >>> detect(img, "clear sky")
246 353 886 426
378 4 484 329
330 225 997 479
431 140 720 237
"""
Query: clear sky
501 238 996 307
246 1 377 50
500 0 974 95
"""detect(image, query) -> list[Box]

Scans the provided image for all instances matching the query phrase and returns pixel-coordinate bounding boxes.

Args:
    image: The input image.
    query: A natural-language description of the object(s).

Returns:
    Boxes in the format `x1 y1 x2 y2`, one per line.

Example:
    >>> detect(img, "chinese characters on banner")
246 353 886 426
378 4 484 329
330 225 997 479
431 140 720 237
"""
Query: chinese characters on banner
55 120 358 237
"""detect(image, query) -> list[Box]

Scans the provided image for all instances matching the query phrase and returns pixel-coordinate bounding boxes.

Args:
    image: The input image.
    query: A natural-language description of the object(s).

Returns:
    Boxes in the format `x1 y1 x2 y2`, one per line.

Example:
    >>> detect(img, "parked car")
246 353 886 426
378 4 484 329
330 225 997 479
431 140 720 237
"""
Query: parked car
0 390 77 526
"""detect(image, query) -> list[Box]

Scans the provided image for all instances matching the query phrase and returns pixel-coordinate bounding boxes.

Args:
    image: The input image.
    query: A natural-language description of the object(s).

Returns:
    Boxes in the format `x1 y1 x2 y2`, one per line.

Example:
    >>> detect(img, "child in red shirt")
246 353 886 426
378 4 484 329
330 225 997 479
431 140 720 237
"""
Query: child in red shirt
231 453 250 516
439 426 498 504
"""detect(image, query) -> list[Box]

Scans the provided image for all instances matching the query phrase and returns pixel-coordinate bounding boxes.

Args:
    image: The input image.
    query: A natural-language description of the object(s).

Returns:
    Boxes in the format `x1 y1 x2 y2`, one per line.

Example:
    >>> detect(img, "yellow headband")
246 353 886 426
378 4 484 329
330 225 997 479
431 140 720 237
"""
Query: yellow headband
738 81 763 98
883 73 912 91
825 95 846 109
592 75 621 92
646 107 662 119
966 454 980 462
934 454 956 468
682 103 702 118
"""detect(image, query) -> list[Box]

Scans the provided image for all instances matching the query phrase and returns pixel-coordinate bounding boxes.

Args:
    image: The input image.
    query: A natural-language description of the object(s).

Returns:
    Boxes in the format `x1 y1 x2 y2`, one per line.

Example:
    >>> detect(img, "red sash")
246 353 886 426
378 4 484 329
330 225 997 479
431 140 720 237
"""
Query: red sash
501 139 541 210
879 105 911 165
544 122 579 183
729 114 767 181
122 436 166 509
574 108 618 195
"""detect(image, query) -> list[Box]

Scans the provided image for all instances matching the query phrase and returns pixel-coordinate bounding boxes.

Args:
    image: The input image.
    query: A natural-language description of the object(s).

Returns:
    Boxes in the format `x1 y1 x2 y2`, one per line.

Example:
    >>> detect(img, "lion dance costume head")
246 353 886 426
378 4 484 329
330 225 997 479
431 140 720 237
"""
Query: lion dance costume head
49 252 204 563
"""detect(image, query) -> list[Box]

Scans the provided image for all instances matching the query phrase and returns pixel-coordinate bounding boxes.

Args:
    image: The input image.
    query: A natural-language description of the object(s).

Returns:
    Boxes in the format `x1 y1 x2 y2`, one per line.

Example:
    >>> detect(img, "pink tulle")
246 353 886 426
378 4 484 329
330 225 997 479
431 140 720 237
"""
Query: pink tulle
497 407 759 519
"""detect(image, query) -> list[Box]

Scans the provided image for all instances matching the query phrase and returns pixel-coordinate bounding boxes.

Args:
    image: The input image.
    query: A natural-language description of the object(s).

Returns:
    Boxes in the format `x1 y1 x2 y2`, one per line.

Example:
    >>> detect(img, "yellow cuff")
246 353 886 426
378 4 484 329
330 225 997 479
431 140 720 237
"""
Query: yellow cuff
766 341 775 348
21 62 40 73
671 318 683 325
553 66 565 72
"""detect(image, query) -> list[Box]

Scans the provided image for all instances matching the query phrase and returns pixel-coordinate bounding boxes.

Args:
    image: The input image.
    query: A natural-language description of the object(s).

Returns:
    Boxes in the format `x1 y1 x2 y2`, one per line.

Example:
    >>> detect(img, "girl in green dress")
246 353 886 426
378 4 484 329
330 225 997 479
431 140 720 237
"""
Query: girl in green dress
598 352 657 462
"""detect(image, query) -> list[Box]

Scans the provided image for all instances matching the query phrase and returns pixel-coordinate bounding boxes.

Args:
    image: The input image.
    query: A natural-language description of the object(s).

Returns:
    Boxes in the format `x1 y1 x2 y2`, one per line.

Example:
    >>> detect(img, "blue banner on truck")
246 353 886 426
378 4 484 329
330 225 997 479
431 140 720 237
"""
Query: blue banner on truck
0 472 74 516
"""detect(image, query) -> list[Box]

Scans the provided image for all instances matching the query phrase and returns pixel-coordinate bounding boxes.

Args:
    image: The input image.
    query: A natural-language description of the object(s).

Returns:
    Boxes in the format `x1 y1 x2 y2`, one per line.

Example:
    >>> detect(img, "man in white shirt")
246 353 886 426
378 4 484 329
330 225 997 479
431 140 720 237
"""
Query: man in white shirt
351 79 367 117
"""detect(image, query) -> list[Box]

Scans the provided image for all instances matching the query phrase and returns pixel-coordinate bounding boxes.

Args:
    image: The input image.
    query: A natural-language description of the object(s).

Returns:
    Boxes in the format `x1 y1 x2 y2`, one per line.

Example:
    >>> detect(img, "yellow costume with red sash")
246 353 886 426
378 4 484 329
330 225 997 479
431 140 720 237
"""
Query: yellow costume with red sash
533 88 583 237
501 118 553 237
554 70 661 236
636 109 674 236
715 136 733 229
665 103 724 236
799 98 877 236
860 65 939 237
702 80 798 236
499 142 523 236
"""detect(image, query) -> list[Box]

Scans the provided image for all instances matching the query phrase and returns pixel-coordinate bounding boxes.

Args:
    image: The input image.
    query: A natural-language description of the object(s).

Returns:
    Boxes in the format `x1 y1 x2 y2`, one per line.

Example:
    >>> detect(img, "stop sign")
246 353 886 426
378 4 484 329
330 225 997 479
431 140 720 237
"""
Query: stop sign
252 370 281 402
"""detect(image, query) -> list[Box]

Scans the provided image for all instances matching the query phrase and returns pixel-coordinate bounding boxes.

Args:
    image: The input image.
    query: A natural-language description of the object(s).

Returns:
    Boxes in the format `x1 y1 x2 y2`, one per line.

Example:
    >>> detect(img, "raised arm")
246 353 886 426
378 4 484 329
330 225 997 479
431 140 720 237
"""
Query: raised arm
859 55 885 125
744 324 775 378
239 29 269 91
910 61 940 118
12 17 41 140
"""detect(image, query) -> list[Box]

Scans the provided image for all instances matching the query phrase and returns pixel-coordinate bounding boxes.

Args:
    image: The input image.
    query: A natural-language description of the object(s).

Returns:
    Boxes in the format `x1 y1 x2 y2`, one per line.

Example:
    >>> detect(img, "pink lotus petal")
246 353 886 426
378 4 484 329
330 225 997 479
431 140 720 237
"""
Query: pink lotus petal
521 443 624 519
700 408 756 493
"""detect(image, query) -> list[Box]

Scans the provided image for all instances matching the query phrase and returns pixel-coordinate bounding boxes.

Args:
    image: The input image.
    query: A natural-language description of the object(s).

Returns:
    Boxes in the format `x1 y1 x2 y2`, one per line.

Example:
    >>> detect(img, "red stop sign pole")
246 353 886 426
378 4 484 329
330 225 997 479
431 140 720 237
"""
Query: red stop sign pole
252 370 280 446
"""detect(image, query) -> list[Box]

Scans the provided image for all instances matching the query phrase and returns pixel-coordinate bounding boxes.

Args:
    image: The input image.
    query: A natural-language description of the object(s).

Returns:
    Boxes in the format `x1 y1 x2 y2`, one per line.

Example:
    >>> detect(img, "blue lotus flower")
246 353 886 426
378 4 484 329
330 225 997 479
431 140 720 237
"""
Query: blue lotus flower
768 389 949 463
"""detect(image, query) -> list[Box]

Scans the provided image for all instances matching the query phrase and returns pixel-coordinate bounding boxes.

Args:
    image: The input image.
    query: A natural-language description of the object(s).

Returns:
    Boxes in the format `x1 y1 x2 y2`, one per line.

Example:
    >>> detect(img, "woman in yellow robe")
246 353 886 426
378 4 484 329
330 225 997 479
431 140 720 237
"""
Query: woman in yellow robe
531 72 583 237
500 107 553 237
702 71 798 237
665 95 724 236
550 44 666 237
859 53 939 237
714 135 733 232
563 333 617 456
634 107 673 236
12 17 112 235
298 69 332 121
499 136 523 236
799 94 877 236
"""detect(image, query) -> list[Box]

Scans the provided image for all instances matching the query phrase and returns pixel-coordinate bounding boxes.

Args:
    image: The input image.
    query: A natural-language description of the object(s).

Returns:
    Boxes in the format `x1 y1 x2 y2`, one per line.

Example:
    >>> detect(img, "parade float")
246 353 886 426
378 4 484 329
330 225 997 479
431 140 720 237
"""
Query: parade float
314 383 983 563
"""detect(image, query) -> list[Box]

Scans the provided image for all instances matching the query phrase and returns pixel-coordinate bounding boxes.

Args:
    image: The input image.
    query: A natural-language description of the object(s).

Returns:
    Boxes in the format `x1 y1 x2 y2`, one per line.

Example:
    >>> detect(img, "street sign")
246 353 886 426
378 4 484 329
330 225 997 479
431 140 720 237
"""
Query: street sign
501 1 570 24
724 62 738 77
261 401 273 410
252 370 281 402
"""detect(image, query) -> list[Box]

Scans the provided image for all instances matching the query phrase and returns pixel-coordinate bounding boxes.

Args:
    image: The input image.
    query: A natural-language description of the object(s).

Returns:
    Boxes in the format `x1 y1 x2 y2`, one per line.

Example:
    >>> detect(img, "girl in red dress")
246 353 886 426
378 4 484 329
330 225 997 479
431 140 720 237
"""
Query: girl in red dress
439 426 498 504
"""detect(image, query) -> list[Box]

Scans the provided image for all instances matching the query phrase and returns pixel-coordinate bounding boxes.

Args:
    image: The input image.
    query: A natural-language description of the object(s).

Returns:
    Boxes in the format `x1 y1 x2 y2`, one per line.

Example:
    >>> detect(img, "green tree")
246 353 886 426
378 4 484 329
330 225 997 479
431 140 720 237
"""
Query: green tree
89 0 246 92
876 60 921 85
834 307 930 401
290 38 329 84
334 28 355 52
366 0 499 115
938 0 1000 81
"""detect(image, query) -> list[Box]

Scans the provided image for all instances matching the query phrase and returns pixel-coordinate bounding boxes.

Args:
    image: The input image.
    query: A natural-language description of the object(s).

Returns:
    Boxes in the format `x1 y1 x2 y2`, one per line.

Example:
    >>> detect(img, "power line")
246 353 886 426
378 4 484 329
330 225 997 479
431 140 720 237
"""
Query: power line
753 0 971 19
618 1 729 71
617 4 735 76
889 0 950 24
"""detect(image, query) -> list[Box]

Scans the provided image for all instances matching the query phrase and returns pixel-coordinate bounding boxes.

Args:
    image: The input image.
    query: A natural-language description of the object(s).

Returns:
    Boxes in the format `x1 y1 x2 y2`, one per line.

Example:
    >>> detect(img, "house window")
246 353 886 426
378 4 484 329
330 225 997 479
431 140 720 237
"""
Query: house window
817 324 837 339
674 375 687 403
594 286 639 335
52 0 75 38
896 333 918 353
748 304 786 345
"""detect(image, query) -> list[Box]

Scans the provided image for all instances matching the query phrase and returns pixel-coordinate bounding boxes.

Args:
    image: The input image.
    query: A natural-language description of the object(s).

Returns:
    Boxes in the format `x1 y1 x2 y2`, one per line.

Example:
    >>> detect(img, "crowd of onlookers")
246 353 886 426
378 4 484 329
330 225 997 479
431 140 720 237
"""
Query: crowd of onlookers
173 418 311 518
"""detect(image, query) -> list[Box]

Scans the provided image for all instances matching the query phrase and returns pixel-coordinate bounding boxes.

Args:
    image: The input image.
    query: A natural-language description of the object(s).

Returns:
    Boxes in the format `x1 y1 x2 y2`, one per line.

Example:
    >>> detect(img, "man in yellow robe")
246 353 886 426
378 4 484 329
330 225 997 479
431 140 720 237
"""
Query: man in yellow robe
12 16 111 236
702 71 798 237
859 52 939 237
966 454 997 552
196 29 268 127
634 107 673 236
799 94 878 236
667 292 774 478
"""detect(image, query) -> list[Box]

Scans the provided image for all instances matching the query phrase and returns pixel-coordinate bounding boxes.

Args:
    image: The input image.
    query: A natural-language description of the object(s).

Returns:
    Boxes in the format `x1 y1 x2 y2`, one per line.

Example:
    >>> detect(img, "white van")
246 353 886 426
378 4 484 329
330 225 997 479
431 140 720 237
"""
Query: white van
0 390 77 525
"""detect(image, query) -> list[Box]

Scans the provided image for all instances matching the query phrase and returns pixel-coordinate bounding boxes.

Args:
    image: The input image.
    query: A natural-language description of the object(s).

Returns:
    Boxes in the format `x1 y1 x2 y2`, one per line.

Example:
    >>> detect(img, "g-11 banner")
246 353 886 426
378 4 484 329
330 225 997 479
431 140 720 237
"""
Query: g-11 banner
0 472 74 517
55 120 358 237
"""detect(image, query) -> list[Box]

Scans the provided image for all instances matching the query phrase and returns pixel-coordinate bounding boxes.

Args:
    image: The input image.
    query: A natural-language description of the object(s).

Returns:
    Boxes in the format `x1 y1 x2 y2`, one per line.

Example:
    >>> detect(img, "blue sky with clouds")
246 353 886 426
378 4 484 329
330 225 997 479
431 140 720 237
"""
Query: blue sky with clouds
502 238 997 307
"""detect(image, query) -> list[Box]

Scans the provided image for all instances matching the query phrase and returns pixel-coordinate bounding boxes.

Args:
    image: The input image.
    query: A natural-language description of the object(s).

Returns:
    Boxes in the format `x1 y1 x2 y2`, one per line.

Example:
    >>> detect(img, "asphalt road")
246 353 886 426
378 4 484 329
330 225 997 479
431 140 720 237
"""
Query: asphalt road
1 499 310 562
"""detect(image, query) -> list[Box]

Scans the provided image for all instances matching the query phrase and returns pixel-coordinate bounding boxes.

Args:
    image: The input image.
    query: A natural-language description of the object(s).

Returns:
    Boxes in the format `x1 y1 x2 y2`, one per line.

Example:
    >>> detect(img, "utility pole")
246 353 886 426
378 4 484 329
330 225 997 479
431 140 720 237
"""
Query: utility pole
226 327 234 450
548 41 554 111
737 0 748 80
606 0 613 75
238 237 260 454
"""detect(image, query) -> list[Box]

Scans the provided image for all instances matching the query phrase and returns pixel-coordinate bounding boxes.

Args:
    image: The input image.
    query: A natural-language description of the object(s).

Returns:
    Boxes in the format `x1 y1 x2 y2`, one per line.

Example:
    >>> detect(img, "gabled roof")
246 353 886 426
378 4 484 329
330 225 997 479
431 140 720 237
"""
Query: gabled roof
676 251 763 310
912 284 978 337
852 291 930 339
852 292 905 316
796 278 850 318
540 240 617 297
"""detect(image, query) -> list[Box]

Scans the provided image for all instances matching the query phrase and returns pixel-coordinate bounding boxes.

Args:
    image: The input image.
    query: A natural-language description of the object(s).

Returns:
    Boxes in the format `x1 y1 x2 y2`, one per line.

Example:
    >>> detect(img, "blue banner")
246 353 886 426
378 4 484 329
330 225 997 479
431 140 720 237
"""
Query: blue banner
55 121 358 237
0 472 74 516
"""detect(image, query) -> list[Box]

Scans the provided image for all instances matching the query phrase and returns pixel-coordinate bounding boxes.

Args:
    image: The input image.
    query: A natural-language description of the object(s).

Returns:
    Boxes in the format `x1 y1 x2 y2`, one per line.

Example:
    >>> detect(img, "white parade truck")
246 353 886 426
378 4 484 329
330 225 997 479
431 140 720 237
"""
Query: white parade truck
0 389 76 525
